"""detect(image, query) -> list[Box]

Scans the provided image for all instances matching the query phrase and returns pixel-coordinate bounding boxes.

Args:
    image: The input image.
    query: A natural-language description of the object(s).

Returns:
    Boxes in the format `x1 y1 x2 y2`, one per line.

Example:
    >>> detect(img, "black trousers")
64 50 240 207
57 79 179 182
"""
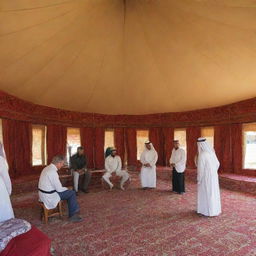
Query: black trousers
81 170 91 191
172 168 185 193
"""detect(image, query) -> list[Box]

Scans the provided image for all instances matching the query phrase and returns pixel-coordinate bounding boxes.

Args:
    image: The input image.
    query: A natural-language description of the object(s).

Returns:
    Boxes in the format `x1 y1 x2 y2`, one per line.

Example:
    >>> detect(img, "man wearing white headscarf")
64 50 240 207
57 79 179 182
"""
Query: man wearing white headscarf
197 138 221 217
0 143 15 222
102 147 130 190
140 141 158 189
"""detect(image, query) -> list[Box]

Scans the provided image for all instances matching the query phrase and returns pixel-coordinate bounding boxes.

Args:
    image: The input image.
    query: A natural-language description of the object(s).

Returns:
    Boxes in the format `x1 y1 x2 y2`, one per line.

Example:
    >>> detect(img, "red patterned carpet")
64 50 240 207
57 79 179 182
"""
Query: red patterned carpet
12 173 256 256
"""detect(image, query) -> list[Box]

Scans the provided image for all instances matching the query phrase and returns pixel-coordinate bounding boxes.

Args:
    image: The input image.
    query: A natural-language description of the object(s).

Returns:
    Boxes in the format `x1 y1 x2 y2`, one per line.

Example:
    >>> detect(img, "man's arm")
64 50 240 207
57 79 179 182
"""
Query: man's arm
0 159 12 195
176 150 186 165
170 150 175 167
51 172 68 192
197 155 205 184
70 156 78 170
84 155 87 169
146 151 158 167
105 157 112 172
116 157 122 172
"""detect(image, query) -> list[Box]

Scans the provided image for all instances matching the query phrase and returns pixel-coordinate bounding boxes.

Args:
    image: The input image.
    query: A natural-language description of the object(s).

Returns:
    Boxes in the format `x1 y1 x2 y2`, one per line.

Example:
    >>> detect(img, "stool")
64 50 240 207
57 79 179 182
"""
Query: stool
38 201 63 224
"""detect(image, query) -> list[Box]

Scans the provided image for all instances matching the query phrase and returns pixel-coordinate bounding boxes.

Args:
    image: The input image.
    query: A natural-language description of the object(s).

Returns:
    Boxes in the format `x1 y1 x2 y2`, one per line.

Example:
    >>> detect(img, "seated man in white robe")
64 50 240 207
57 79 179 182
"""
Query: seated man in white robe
102 147 130 190
140 141 158 189
38 155 82 222
0 143 14 222
197 138 221 217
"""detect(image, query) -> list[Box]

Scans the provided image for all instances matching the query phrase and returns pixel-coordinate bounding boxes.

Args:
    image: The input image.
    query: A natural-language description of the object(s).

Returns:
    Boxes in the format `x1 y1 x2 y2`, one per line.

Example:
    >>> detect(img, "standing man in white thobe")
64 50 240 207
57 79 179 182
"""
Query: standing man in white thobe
102 147 130 190
140 141 158 189
170 140 186 194
38 155 82 222
0 143 14 222
197 138 221 217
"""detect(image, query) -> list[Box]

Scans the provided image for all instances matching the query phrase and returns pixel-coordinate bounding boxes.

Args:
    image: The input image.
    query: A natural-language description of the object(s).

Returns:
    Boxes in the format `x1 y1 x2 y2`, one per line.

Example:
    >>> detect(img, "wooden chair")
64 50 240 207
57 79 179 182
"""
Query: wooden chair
38 201 63 224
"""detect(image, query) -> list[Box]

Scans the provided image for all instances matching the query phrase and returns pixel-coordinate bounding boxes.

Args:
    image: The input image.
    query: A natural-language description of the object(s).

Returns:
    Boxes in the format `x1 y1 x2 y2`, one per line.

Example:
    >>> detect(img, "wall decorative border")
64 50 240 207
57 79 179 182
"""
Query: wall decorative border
0 90 256 127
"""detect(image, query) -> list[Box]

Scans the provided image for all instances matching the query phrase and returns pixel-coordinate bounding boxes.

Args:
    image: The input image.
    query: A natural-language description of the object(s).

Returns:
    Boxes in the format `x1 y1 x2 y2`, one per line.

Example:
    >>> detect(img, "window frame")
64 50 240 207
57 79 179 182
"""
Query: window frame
32 124 47 166
174 128 187 152
104 128 115 152
66 127 82 162
0 119 3 144
242 123 256 170
136 129 149 160
201 126 214 148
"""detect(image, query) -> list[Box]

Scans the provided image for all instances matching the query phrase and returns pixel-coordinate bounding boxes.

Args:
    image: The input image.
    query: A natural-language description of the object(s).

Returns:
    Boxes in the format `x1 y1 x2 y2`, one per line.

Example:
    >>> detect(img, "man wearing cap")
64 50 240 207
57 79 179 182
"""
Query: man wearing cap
70 146 91 195
102 147 130 190
140 141 158 189
170 140 186 194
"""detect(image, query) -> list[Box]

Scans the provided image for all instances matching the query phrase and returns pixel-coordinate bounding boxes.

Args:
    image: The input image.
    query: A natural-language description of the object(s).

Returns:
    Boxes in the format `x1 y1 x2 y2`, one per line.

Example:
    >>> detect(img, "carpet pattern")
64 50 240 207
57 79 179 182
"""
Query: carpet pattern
11 173 256 256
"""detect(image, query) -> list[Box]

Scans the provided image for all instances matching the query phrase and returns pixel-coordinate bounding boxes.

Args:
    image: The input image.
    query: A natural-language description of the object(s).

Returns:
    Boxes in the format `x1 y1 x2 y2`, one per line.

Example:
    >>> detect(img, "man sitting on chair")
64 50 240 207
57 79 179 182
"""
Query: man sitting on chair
70 146 91 195
102 147 130 190
38 155 82 223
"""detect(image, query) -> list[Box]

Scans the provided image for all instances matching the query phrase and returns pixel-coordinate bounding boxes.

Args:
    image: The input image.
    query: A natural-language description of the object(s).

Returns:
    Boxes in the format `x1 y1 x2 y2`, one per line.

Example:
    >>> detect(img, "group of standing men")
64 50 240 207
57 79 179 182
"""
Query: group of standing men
138 139 221 217
138 140 186 194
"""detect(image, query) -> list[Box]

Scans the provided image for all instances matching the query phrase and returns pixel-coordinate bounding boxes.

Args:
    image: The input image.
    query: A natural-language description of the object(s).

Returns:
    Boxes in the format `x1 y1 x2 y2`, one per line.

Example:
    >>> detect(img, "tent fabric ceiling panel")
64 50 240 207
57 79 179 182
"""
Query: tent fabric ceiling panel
0 0 256 114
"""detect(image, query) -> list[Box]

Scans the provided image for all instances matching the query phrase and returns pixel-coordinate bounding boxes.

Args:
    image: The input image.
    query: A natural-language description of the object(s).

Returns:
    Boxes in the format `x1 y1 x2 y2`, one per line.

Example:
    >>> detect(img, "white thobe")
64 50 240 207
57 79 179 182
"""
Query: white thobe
103 155 129 187
170 148 186 173
197 151 221 216
0 156 14 222
140 149 158 188
38 164 67 209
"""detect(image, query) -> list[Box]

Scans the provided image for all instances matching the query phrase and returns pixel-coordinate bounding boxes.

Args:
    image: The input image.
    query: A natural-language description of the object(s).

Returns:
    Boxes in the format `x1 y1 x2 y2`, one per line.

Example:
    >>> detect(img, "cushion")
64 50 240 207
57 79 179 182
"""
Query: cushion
0 218 31 252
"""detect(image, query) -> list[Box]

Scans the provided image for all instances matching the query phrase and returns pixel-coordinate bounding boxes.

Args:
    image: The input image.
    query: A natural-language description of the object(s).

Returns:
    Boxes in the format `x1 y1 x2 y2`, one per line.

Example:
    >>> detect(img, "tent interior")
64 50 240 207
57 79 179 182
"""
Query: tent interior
0 0 256 255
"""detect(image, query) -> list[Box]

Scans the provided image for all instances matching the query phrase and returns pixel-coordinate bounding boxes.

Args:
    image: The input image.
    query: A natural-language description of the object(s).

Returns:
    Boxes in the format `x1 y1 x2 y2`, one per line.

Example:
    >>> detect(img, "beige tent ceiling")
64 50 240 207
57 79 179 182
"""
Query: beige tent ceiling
1 0 256 115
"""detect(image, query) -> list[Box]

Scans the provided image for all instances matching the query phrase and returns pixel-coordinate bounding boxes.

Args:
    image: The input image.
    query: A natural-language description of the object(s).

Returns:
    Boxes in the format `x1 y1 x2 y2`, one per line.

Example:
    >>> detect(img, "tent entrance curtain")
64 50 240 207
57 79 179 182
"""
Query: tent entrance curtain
149 128 164 166
81 127 94 169
2 119 32 177
94 128 104 169
186 127 201 169
46 125 67 164
125 128 137 166
114 128 125 166
214 125 232 173
163 127 174 166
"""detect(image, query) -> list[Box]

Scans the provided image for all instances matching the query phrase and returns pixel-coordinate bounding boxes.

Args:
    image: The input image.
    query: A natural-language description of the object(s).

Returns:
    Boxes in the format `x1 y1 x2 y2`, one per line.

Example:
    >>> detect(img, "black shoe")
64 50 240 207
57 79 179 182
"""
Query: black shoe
69 214 83 223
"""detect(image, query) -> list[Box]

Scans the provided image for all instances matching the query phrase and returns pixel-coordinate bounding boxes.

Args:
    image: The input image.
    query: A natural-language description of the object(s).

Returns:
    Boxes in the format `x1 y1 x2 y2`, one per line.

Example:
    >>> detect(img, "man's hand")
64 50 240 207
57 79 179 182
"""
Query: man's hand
144 163 151 167
76 169 85 175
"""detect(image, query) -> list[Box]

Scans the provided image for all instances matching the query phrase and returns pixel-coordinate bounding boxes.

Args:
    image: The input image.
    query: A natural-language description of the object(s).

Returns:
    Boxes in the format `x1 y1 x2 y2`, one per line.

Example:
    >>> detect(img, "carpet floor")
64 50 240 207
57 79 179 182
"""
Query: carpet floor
12 174 256 256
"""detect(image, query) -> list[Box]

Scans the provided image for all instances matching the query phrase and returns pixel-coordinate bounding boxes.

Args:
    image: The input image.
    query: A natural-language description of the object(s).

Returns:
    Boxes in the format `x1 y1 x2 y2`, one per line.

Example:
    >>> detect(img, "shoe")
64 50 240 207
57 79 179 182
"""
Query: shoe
75 192 79 196
69 214 83 223
120 185 125 191
82 189 89 193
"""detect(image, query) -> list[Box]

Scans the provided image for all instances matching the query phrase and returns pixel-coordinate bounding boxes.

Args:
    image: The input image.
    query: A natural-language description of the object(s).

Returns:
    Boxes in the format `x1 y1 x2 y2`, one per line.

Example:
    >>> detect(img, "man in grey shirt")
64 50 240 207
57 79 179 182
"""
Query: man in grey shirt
70 147 91 195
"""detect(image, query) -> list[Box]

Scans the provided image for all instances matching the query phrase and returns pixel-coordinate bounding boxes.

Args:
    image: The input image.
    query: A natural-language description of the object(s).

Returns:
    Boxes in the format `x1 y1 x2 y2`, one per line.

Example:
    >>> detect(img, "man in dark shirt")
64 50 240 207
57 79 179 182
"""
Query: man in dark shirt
70 146 91 195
